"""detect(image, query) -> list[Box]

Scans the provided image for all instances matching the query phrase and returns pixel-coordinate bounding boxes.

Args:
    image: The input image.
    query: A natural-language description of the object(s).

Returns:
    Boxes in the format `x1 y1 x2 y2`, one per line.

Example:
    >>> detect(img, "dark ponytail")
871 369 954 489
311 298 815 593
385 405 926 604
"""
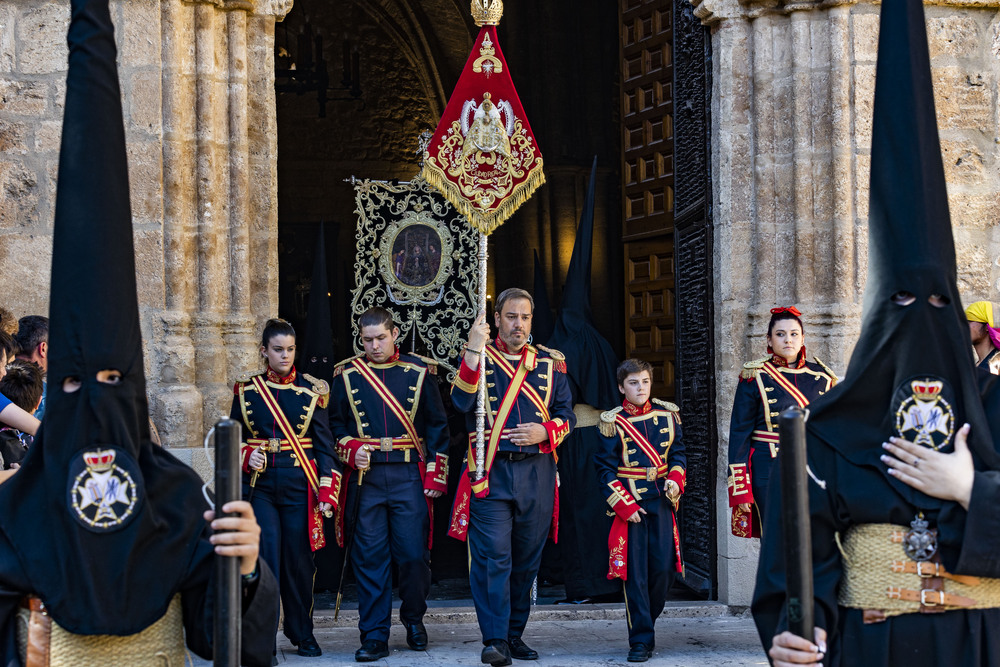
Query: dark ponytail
261 318 295 348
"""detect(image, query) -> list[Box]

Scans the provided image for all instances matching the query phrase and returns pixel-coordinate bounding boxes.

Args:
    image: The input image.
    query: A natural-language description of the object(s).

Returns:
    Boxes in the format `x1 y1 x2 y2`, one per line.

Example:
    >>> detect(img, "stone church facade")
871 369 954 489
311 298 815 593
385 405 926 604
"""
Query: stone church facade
0 0 998 606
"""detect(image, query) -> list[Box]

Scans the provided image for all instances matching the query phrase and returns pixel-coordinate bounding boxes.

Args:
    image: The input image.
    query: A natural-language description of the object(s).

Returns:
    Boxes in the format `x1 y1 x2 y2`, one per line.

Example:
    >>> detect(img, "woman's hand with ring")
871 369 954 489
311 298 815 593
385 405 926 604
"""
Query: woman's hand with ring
880 423 974 509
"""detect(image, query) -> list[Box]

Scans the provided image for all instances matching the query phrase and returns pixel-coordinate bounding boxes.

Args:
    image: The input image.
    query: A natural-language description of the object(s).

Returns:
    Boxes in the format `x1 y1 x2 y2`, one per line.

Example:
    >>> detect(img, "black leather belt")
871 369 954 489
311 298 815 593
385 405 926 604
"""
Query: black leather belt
495 451 536 462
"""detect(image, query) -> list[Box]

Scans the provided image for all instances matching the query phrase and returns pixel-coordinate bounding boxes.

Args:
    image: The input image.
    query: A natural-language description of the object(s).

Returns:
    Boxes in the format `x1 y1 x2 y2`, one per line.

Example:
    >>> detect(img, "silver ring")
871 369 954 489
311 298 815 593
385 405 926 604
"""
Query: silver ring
913 458 921 468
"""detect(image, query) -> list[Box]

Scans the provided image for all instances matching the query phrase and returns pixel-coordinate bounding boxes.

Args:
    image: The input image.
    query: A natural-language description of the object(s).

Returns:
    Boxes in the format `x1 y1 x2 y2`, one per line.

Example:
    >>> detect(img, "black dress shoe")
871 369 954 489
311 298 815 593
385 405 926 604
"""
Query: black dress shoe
627 643 653 662
355 639 390 662
406 621 428 650
508 636 538 660
297 636 322 657
481 639 512 666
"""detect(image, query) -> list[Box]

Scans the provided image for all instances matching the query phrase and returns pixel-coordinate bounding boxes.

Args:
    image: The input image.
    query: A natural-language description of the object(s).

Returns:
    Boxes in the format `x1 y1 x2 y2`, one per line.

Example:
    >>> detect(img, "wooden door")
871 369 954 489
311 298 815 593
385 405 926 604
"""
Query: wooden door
620 0 676 399
621 0 717 599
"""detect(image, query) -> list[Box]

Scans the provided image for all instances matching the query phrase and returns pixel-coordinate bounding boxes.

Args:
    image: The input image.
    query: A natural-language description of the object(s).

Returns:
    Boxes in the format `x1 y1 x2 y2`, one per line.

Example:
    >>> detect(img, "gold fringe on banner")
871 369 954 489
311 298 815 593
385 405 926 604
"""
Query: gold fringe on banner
421 161 546 236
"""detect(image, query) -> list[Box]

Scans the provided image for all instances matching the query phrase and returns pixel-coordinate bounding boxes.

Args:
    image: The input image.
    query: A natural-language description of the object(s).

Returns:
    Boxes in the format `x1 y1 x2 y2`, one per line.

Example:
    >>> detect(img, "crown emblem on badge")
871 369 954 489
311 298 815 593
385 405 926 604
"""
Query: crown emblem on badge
70 448 140 532
83 449 116 472
911 380 943 401
895 377 955 451
471 0 503 26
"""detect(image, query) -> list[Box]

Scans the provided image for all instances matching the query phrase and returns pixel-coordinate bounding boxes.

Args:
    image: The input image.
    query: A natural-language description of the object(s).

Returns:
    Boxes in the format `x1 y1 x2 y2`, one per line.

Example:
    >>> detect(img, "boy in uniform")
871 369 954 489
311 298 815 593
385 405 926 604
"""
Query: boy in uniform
595 359 686 663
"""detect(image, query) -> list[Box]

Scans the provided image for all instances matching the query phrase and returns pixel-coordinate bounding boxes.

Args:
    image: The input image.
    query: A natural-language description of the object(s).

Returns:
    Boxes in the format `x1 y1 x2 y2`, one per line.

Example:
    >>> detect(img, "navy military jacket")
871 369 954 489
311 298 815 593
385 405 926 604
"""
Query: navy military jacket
727 355 835 508
230 366 341 507
595 399 687 514
329 352 450 493
450 340 576 497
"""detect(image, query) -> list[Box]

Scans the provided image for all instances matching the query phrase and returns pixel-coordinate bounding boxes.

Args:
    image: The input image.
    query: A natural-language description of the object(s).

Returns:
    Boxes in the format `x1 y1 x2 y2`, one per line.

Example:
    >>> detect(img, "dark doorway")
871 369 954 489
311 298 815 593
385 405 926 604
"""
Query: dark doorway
619 0 716 598
274 0 713 604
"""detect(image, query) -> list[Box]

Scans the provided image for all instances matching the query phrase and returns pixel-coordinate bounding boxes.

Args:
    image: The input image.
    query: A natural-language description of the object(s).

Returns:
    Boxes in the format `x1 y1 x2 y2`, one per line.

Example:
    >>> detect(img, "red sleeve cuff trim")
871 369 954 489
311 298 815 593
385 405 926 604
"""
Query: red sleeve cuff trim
667 467 686 494
335 437 364 469
457 358 480 386
319 471 342 508
540 419 570 453
607 480 638 520
241 444 254 474
424 454 450 493
728 463 753 506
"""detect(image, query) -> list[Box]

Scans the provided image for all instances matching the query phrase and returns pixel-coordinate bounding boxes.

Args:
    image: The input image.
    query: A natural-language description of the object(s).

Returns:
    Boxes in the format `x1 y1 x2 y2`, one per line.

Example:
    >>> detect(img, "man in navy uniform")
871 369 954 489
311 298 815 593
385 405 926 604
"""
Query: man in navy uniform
330 307 450 662
449 288 575 666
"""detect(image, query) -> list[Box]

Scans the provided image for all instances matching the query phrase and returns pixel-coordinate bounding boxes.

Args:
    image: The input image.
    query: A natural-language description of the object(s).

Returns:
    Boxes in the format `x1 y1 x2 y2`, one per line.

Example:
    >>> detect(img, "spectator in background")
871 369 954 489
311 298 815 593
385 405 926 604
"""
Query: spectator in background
0 330 39 437
0 308 15 336
0 359 43 469
965 301 1000 375
13 315 48 420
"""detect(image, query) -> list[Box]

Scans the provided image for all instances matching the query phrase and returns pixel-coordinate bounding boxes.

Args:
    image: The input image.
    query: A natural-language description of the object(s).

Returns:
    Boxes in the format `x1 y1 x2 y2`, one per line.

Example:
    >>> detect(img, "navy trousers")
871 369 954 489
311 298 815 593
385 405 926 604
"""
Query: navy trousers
244 463 315 646
623 495 676 647
347 463 431 644
468 454 555 643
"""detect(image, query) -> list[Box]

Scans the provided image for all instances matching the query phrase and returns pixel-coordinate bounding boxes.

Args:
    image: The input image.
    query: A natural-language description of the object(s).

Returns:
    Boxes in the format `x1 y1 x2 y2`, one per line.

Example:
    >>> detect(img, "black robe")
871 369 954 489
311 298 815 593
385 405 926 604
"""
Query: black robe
0 522 280 667
752 441 1000 665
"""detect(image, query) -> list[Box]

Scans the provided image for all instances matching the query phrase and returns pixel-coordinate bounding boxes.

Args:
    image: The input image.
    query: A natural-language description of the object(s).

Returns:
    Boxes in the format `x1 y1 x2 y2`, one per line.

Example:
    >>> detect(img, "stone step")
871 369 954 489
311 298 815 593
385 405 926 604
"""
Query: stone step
312 600 734 627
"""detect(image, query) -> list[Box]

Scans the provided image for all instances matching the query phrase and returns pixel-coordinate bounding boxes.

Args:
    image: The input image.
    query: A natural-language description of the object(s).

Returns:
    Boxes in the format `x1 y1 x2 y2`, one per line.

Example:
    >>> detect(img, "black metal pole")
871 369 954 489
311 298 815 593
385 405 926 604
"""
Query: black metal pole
214 418 242 667
778 406 814 642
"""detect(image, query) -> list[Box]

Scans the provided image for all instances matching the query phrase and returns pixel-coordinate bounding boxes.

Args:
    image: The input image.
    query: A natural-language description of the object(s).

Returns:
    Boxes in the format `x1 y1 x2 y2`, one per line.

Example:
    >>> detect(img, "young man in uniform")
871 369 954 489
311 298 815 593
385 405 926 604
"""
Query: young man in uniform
330 307 450 662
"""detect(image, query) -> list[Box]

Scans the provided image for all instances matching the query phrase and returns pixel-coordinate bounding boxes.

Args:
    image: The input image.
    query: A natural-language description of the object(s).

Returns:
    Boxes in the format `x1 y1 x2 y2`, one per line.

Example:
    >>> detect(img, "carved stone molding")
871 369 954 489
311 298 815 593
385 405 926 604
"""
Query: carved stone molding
693 0 1000 26
180 0 287 17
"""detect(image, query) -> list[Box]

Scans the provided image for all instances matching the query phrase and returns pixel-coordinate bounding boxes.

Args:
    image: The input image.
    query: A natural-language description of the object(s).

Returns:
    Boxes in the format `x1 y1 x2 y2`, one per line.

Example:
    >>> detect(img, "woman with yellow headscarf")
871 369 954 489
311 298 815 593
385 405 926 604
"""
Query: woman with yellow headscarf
965 301 1000 374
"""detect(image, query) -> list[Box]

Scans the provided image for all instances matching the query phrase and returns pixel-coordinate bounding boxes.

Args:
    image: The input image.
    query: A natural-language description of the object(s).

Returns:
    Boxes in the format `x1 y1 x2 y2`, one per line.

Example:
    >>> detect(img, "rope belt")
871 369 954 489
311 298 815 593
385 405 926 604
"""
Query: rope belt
354 436 418 452
247 437 313 452
838 523 1000 621
617 464 669 482
751 430 779 457
17 595 185 665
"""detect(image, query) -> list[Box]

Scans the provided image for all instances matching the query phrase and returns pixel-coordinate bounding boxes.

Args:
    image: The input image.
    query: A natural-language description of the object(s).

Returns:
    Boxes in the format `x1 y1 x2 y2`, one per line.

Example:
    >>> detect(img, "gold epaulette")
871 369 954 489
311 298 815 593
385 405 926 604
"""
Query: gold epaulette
332 354 363 377
651 398 680 423
813 356 839 384
740 358 768 380
302 373 330 397
536 344 565 361
536 344 567 373
235 369 264 383
302 373 330 408
410 353 439 375
599 406 622 438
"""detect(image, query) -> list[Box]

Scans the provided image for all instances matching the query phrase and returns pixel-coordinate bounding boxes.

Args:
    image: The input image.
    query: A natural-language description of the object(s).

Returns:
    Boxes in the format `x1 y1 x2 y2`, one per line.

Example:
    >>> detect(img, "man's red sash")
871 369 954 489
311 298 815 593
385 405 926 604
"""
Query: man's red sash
469 345 537 497
349 359 427 460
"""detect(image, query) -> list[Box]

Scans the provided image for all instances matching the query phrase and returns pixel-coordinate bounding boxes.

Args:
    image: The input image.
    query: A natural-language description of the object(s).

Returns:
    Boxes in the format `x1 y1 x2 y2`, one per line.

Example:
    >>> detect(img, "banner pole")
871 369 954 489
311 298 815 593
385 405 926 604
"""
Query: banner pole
475 231 488 479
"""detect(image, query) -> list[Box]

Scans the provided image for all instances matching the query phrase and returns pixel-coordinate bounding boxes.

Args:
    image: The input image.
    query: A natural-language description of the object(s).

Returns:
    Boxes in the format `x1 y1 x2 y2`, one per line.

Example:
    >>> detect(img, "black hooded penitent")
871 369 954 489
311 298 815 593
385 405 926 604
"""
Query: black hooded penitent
803 0 999 506
0 0 207 635
542 157 622 600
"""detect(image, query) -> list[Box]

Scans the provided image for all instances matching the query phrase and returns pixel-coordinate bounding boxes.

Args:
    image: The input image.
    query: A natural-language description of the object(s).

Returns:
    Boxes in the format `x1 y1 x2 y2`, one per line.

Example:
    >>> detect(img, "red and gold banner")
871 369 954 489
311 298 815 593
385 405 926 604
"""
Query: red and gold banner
422 23 544 235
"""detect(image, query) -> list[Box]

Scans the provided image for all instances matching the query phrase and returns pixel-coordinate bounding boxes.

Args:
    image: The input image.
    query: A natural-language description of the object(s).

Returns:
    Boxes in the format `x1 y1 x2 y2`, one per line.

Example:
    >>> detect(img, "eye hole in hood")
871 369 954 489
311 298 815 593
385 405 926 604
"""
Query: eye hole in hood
891 291 915 306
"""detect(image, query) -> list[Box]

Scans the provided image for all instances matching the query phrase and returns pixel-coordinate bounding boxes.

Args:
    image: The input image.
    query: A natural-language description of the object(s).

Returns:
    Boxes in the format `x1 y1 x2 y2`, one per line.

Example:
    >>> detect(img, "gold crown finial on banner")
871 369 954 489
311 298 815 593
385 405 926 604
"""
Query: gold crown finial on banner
471 0 503 26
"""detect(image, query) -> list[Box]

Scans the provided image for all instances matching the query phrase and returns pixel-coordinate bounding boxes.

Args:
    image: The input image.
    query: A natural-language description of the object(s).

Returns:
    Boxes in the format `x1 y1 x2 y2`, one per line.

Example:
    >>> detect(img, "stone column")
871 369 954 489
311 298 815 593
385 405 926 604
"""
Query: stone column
692 0 1000 605
153 0 286 472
